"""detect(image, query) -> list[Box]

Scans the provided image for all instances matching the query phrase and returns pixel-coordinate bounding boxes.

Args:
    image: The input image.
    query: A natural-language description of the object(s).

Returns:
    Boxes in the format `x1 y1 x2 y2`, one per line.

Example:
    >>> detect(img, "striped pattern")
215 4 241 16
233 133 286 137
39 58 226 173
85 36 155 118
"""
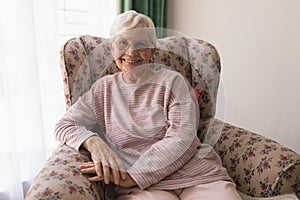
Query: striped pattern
55 67 232 194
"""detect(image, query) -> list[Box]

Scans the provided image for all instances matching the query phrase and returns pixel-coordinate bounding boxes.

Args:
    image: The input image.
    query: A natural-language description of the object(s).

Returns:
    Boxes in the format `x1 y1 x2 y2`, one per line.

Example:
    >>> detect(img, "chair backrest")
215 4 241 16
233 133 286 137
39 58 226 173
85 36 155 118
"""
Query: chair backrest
60 35 221 121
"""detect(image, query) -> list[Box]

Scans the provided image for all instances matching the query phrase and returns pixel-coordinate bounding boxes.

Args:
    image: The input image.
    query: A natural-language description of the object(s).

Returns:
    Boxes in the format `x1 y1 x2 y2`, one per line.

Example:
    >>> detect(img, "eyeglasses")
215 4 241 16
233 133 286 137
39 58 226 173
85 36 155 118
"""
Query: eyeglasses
113 37 154 51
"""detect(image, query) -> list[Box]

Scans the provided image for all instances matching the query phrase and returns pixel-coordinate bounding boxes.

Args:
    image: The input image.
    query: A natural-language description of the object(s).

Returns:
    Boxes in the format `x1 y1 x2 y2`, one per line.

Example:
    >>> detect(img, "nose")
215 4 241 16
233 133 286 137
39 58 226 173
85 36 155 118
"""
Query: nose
125 44 138 55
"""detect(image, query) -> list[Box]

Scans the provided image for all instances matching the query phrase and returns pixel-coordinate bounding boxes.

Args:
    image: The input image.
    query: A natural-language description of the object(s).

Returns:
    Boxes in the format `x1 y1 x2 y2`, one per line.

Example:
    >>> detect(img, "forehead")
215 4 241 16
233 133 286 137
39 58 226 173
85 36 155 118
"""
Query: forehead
115 33 151 42
113 28 155 42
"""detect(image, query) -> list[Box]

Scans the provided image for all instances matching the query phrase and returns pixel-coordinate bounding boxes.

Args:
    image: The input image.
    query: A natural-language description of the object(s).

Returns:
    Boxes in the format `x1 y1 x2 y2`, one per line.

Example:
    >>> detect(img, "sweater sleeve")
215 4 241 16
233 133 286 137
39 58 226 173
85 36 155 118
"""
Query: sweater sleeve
128 74 199 190
55 84 99 151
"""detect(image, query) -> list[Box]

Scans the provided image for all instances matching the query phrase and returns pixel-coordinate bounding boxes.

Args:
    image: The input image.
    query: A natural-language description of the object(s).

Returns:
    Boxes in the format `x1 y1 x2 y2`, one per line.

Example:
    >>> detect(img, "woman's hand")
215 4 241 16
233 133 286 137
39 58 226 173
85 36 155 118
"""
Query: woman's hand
80 162 137 187
81 136 127 185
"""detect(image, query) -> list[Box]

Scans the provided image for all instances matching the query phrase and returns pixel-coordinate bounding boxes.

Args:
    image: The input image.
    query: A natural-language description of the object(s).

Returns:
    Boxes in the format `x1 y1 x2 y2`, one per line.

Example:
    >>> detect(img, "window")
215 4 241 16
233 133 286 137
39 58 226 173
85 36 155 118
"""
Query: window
0 0 117 199
58 0 117 44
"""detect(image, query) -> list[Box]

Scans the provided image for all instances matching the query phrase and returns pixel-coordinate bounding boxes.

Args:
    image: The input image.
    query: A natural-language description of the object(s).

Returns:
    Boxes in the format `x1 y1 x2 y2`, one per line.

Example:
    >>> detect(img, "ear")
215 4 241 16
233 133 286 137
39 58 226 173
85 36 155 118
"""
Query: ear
109 43 114 53
109 43 117 58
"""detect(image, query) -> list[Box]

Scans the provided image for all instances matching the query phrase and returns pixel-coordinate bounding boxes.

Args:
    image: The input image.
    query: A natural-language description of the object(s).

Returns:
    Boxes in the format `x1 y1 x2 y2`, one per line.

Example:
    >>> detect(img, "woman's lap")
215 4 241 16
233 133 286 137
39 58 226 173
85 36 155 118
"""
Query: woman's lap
179 180 242 200
117 181 242 200
117 189 179 200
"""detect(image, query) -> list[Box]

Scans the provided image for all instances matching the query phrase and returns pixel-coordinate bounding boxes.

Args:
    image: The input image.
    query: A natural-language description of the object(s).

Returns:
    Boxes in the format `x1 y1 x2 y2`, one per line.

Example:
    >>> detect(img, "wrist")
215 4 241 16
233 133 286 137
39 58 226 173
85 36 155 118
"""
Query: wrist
82 135 102 152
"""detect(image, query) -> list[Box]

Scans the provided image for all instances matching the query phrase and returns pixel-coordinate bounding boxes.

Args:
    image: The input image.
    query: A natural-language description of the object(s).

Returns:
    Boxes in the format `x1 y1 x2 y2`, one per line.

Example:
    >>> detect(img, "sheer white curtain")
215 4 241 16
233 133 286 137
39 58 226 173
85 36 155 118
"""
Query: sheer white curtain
0 0 116 199
0 0 63 199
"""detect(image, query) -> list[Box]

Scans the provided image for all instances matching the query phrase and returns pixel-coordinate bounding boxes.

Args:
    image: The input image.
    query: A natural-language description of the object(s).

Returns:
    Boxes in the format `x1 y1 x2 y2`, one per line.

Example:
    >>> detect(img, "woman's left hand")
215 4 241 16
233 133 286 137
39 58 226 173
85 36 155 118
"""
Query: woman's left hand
80 162 137 187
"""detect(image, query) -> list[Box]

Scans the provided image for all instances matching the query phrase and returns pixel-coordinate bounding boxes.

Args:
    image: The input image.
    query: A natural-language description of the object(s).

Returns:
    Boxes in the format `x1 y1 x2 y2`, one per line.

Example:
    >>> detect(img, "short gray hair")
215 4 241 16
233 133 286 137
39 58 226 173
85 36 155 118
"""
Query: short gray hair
110 10 157 46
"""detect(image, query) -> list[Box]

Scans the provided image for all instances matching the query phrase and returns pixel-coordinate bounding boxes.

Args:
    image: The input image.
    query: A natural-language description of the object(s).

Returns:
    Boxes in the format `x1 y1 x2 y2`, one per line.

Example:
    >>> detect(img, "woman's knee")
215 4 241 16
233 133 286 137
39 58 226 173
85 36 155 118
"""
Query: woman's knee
179 181 242 200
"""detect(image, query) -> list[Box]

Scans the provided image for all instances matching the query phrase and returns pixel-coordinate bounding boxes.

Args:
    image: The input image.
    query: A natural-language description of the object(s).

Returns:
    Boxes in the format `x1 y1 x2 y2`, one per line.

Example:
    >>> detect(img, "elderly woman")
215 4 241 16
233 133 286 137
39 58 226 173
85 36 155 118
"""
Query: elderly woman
55 10 242 200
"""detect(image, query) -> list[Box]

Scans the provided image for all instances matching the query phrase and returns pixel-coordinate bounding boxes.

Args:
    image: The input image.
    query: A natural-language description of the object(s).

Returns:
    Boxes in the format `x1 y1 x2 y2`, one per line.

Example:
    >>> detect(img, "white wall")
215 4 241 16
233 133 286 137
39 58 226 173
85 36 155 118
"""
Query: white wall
168 0 300 153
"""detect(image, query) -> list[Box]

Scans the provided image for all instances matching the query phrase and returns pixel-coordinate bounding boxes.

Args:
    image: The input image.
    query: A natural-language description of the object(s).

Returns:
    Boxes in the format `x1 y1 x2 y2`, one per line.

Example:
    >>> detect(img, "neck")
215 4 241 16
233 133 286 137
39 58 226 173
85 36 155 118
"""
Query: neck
122 65 154 84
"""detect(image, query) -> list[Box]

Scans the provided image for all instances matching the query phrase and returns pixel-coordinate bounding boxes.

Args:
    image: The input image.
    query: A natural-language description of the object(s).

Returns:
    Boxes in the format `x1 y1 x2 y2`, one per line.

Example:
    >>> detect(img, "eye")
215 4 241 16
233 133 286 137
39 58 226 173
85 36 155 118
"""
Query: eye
134 41 148 49
115 38 128 50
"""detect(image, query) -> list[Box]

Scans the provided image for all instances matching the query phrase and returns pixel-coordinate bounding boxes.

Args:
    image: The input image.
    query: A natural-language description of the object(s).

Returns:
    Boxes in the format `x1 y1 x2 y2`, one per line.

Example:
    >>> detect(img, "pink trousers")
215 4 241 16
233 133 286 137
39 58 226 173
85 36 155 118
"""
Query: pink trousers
117 181 242 200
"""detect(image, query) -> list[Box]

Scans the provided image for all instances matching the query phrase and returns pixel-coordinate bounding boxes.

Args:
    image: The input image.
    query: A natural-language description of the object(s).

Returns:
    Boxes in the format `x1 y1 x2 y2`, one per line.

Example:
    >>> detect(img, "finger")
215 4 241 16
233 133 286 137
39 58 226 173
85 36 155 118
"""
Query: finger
94 161 103 178
81 167 97 174
88 175 104 182
107 158 120 183
102 161 110 184
120 171 127 181
115 159 127 180
79 162 95 169
80 161 94 165
110 164 120 185
79 161 94 167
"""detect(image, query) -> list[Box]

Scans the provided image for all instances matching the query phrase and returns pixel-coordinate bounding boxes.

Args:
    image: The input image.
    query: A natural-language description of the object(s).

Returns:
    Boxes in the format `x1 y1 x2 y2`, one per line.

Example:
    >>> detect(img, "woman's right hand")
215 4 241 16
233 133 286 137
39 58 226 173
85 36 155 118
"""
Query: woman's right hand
81 136 127 185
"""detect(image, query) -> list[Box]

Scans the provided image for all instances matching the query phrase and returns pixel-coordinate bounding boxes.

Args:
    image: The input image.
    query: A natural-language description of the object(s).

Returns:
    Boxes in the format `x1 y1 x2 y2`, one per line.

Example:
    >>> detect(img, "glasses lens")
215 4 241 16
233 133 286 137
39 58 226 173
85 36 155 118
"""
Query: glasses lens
114 37 153 51
115 38 129 50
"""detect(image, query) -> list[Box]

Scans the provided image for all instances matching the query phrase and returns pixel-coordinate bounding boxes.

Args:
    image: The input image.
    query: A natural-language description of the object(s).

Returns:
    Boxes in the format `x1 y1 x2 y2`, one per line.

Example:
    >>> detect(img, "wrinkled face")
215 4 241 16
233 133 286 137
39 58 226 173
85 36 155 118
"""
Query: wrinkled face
110 33 155 74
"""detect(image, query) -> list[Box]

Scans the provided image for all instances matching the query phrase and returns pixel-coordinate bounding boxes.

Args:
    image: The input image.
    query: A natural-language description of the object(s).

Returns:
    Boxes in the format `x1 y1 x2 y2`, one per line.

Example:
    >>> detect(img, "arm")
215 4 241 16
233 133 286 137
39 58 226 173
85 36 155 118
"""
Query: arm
128 74 199 189
55 86 98 151
55 83 127 185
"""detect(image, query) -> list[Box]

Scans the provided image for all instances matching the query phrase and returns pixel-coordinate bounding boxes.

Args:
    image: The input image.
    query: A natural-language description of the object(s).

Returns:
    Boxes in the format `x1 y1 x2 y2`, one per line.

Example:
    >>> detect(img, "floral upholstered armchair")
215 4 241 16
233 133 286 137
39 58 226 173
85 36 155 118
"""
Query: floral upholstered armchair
25 35 300 200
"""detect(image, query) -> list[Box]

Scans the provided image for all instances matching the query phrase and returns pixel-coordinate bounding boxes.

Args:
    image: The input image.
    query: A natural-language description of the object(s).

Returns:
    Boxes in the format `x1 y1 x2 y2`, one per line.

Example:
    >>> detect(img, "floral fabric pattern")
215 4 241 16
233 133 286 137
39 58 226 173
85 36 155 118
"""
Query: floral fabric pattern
198 118 300 198
25 145 103 200
26 35 300 200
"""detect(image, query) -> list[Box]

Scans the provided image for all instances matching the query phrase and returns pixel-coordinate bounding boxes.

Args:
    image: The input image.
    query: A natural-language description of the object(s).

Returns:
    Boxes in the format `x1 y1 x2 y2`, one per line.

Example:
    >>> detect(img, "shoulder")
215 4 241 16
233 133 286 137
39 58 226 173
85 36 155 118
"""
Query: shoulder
155 68 189 86
155 68 184 80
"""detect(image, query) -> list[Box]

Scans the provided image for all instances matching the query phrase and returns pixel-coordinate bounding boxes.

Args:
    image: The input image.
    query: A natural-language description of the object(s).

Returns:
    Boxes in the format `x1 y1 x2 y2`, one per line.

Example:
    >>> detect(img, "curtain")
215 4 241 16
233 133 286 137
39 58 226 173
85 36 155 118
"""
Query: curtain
120 0 167 38
0 0 117 199
0 0 64 199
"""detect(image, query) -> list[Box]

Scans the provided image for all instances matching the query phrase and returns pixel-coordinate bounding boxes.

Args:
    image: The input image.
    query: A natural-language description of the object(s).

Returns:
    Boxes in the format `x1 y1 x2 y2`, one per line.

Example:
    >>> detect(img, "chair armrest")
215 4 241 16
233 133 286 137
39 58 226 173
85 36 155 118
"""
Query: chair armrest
25 145 103 200
198 118 300 198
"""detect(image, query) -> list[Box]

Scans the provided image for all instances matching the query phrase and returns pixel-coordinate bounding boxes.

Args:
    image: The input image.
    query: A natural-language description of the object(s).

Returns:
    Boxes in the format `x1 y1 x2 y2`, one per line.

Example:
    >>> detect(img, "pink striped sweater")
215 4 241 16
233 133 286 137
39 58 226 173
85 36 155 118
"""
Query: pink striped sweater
55 67 232 194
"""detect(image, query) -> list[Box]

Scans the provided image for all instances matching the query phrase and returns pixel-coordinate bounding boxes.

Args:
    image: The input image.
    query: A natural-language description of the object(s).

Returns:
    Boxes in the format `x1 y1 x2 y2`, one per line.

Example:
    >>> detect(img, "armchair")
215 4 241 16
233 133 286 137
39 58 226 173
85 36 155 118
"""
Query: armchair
25 35 300 200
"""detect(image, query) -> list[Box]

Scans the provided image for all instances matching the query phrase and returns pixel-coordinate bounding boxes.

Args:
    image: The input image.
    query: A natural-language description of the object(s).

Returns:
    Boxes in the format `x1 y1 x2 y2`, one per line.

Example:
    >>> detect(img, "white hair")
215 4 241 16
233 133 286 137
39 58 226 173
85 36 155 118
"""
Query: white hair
110 10 157 46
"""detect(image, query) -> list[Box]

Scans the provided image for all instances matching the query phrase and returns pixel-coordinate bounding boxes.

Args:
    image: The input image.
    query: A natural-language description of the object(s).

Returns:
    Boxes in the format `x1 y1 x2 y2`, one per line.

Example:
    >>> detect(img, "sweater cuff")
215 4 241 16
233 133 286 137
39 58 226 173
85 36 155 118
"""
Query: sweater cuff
69 130 97 151
127 171 155 190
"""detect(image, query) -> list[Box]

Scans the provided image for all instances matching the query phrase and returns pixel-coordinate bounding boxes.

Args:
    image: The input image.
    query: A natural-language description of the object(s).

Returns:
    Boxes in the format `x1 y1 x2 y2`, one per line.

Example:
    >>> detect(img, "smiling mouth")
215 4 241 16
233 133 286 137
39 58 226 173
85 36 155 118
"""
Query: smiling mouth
123 58 142 63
